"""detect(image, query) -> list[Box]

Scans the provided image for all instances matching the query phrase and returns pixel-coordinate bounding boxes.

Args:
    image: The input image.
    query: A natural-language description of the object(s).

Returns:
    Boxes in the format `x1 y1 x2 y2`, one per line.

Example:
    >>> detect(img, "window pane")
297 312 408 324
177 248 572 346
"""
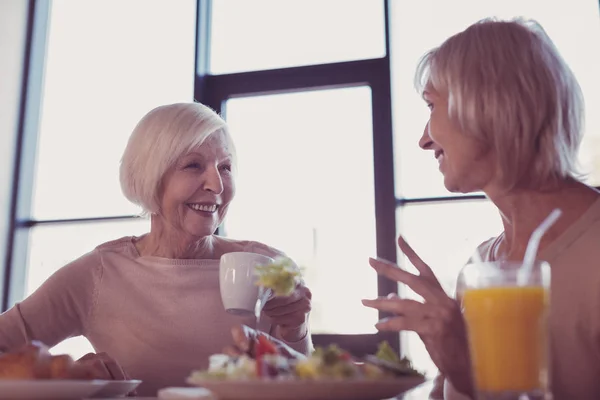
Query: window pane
223 87 378 334
210 0 385 74
25 218 150 357
32 0 196 220
397 200 503 377
391 0 600 198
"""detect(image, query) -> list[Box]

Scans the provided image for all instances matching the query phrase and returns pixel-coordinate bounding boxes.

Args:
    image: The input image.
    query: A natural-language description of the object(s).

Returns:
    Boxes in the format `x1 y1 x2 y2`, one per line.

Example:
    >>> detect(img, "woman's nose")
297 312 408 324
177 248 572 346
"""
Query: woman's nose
418 122 434 150
202 168 224 194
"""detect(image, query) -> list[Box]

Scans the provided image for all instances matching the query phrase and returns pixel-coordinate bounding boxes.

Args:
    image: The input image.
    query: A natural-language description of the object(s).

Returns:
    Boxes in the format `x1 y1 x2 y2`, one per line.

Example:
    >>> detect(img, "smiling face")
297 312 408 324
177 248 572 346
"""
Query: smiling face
418 86 497 193
158 130 235 240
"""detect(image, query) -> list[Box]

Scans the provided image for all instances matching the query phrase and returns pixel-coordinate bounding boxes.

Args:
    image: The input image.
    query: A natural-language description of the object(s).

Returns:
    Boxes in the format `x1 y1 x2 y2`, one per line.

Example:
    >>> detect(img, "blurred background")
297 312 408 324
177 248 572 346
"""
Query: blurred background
1 0 599 379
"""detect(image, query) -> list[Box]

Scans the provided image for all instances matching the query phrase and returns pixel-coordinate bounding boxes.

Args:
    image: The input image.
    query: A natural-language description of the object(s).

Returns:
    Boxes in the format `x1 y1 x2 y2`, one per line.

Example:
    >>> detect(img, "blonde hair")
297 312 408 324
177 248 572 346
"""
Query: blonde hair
415 18 585 190
119 102 236 214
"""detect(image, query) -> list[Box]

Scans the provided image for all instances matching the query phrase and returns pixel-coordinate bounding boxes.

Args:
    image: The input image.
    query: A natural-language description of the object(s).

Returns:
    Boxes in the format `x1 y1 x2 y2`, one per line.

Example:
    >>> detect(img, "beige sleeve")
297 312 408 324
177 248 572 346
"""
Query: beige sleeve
0 250 101 352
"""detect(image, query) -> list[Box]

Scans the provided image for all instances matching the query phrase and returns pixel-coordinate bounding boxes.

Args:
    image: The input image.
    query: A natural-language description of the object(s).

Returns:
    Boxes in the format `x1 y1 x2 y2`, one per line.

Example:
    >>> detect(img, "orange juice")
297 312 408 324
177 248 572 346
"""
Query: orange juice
462 286 548 393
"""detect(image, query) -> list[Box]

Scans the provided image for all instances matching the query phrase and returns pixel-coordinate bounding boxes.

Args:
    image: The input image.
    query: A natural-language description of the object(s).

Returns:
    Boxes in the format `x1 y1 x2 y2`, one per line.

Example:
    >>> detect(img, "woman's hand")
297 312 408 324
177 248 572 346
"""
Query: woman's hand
224 325 306 360
262 284 311 342
73 352 129 381
361 236 474 397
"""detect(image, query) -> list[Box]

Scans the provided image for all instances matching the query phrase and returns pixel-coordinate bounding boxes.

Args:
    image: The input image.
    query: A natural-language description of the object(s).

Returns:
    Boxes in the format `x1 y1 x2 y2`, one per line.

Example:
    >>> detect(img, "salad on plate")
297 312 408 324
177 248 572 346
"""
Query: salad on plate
188 335 423 383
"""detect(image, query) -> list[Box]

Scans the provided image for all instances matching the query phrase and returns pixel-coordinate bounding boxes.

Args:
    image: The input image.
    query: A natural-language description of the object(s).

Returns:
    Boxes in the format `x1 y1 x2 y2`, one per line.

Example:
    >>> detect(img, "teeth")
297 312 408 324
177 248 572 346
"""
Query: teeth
189 204 217 212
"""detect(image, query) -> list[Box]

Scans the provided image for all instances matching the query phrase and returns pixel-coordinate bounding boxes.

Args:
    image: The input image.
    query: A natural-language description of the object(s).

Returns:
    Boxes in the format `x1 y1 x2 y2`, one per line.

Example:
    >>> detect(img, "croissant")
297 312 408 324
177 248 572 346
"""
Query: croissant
0 341 52 379
0 341 92 380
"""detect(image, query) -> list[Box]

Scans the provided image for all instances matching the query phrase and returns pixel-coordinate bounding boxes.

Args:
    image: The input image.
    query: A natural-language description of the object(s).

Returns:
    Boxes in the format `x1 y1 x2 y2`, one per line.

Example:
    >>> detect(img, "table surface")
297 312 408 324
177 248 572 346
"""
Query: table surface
89 380 434 400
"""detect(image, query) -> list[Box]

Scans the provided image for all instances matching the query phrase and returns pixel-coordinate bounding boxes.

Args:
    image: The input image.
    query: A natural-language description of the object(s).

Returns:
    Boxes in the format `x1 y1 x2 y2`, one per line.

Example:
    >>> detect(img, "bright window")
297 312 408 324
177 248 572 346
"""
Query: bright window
210 0 386 74
223 87 378 334
33 0 196 220
22 0 196 358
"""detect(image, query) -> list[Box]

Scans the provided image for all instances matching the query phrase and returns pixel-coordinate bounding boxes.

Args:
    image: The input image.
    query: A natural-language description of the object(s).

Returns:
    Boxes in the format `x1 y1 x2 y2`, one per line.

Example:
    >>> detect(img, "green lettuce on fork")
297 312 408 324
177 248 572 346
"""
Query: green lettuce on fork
254 257 302 297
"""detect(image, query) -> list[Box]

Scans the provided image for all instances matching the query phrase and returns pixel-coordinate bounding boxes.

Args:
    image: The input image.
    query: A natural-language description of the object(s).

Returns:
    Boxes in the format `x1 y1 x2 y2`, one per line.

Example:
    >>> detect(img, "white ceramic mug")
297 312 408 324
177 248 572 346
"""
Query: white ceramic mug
219 252 274 316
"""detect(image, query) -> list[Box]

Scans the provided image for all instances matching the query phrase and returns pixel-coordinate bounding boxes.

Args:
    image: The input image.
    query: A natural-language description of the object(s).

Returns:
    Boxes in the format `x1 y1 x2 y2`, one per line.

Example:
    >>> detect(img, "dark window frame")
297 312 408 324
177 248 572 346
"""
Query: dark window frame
193 0 400 356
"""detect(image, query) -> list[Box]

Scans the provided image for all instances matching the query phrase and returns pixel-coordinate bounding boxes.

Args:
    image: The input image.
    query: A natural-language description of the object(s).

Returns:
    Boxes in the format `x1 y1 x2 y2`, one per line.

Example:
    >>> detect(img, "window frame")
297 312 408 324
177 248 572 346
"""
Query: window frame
2 0 52 310
194 0 399 355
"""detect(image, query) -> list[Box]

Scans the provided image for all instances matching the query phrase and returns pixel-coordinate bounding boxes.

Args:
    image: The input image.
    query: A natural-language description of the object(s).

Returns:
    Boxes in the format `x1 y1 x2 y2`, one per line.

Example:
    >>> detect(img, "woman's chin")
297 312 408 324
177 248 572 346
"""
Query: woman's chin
443 177 479 194
442 175 461 193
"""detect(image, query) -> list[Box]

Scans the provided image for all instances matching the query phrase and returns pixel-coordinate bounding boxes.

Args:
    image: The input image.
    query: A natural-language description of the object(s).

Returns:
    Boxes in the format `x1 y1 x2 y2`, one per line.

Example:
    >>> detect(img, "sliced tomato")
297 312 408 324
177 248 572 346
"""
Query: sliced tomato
256 334 278 357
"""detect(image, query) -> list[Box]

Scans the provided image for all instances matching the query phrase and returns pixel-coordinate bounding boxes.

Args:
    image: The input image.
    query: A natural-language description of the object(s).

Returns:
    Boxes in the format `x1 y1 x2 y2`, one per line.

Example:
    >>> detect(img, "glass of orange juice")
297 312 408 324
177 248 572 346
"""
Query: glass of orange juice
458 261 551 400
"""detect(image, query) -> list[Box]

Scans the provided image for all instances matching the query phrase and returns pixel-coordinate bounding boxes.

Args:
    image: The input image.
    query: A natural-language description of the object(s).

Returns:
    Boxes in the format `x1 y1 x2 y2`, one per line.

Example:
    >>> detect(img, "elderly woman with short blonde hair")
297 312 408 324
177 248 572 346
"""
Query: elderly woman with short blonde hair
363 18 600 399
0 102 313 395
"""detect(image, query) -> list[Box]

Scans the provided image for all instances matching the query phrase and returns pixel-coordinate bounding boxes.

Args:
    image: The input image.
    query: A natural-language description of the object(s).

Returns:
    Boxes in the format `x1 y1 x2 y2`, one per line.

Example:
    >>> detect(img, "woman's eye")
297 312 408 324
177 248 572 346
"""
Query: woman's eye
185 162 201 169
220 164 232 173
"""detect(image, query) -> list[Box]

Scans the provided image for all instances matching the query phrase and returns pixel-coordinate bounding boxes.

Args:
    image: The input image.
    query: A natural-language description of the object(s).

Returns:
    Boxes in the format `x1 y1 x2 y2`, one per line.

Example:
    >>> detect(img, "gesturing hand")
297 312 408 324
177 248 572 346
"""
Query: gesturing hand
361 236 474 397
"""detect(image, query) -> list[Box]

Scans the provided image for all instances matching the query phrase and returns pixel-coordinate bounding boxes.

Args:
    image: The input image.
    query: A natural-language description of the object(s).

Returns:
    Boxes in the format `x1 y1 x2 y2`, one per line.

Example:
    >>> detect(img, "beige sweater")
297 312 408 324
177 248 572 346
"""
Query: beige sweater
446 198 600 399
0 237 312 395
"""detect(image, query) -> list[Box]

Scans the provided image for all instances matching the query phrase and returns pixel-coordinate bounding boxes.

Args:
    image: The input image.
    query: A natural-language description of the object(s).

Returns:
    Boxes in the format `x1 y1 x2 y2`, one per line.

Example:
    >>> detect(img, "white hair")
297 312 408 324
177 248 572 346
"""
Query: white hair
415 18 585 190
119 102 236 214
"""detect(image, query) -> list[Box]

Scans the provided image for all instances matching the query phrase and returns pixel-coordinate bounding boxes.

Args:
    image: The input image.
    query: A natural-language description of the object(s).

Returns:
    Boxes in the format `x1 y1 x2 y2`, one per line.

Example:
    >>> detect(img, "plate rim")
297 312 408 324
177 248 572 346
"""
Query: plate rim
187 375 426 400
0 379 107 386
188 375 426 386
94 379 143 384
0 379 108 400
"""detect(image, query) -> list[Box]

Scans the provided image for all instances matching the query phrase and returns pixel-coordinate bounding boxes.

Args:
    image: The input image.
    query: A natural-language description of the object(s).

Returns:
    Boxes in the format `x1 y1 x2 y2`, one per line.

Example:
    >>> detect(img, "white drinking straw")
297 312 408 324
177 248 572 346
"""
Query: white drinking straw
519 208 562 284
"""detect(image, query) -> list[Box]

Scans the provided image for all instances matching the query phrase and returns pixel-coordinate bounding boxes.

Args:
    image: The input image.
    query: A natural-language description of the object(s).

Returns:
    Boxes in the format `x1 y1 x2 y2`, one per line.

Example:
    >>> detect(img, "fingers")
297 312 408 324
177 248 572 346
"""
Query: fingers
263 298 311 317
230 324 253 354
222 345 244 357
361 297 442 319
262 285 311 329
397 236 437 280
76 357 111 380
263 285 311 310
369 258 443 303
271 314 307 328
76 352 127 380
97 353 128 380
375 315 439 336
77 353 97 362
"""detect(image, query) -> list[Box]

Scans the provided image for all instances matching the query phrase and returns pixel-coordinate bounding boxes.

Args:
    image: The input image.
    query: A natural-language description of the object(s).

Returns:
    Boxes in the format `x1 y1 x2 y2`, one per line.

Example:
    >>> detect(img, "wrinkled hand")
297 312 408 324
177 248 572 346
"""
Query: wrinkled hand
361 236 474 397
75 352 129 381
262 284 311 341
223 325 306 360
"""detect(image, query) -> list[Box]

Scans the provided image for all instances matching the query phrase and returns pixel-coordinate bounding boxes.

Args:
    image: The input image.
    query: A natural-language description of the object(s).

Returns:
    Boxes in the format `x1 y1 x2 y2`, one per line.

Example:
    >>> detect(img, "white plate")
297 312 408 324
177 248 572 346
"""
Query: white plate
0 379 106 399
187 376 426 400
89 380 142 398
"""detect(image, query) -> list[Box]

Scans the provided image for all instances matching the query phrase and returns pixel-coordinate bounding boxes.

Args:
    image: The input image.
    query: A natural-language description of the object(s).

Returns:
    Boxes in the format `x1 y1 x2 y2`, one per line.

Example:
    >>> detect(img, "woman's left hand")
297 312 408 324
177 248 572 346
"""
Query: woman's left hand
263 284 312 341
361 236 474 397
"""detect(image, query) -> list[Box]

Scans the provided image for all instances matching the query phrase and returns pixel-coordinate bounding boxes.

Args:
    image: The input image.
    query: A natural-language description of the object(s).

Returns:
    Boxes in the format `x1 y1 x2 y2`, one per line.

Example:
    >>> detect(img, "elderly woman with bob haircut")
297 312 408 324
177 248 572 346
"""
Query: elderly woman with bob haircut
0 102 313 395
362 18 600 399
